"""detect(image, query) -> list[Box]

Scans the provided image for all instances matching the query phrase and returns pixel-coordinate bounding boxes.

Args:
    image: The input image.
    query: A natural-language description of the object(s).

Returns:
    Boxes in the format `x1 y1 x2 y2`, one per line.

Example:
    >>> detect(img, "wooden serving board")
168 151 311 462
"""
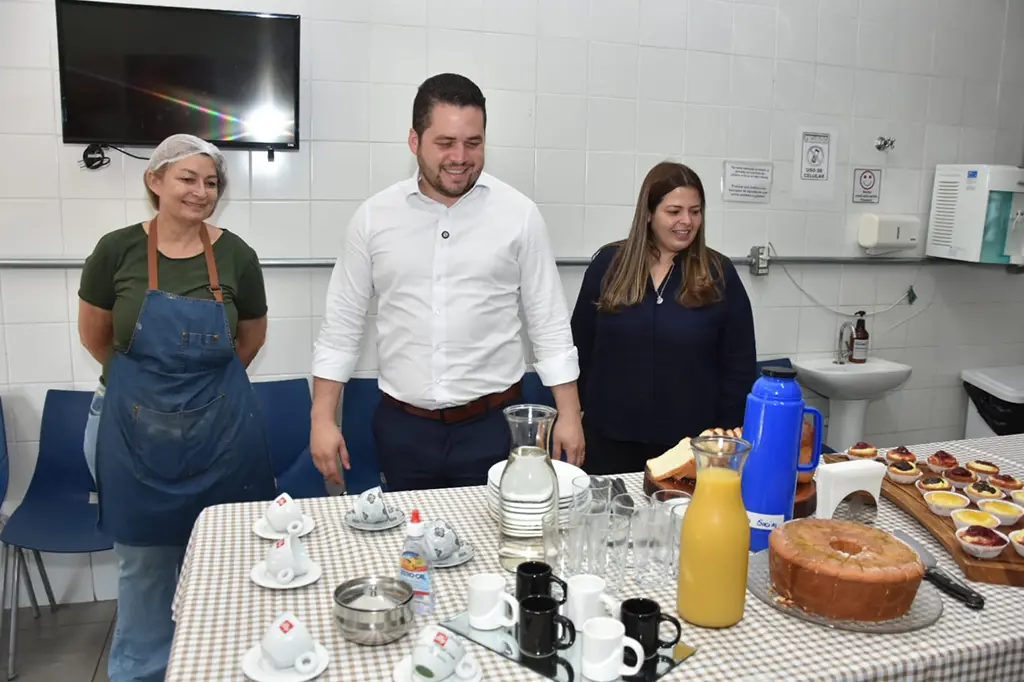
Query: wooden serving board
643 467 818 519
820 454 1024 587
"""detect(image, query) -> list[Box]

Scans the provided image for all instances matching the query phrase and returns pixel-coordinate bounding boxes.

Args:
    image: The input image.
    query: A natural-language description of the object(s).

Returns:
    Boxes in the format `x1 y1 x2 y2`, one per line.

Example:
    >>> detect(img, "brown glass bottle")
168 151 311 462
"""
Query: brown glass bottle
849 311 869 363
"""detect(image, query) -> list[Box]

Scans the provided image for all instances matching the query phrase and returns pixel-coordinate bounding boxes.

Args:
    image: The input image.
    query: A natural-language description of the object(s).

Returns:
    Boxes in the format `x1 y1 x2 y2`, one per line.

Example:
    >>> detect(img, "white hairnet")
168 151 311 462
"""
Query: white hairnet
144 134 228 209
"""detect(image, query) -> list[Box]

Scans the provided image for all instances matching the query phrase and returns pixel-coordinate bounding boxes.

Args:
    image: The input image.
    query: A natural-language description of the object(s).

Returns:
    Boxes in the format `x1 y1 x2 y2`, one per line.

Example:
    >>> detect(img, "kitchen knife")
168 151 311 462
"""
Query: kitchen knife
893 529 985 610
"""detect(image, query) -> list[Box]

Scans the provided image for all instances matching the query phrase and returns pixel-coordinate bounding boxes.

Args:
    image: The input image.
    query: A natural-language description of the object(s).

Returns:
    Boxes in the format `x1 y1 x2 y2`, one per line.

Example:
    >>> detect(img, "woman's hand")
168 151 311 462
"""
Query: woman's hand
310 417 349 488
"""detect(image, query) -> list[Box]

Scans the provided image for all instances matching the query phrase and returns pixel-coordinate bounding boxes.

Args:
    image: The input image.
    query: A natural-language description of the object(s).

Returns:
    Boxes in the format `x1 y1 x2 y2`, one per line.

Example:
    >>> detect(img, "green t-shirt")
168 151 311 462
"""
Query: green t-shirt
78 223 268 382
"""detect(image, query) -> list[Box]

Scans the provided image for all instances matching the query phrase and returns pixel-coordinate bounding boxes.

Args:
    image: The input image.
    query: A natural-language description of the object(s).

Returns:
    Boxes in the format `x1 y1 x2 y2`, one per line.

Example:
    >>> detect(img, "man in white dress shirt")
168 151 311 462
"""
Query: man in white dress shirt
309 73 585 491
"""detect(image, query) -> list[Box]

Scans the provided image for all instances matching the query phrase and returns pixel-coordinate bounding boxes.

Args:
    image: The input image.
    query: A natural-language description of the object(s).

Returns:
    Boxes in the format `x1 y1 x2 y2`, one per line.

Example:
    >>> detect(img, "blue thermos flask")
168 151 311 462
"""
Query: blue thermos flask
741 366 823 552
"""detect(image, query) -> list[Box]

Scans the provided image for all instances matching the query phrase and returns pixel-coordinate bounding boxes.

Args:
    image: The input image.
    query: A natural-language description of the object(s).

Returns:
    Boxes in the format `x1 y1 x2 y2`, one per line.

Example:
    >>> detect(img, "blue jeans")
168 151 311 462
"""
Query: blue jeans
84 387 186 682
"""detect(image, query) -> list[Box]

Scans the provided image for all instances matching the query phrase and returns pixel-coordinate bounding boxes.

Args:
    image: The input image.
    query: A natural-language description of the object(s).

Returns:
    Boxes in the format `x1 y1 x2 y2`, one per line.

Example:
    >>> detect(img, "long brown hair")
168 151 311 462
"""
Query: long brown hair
598 161 723 312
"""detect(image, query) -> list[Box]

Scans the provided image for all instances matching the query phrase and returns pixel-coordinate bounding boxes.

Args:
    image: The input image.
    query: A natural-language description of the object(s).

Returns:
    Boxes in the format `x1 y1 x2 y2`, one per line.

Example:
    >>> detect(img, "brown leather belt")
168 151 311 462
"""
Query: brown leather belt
382 381 523 424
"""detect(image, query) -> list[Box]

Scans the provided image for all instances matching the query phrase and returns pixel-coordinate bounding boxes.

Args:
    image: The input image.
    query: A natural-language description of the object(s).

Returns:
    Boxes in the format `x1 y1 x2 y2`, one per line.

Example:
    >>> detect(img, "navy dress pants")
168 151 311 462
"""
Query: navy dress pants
372 397 513 491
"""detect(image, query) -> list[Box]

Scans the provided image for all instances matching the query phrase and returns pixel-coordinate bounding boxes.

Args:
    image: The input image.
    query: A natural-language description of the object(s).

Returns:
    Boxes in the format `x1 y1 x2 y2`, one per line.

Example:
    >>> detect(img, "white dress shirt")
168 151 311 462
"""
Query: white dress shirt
312 171 579 410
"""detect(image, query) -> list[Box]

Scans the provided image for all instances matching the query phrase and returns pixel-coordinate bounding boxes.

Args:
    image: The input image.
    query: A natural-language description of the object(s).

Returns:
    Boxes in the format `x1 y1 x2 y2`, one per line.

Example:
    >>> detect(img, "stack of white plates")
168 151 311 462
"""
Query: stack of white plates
485 459 588 535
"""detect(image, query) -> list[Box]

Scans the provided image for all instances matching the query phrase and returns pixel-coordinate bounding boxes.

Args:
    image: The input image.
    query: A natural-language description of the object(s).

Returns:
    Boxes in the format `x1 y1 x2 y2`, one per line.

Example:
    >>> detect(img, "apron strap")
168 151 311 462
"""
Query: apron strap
147 217 224 303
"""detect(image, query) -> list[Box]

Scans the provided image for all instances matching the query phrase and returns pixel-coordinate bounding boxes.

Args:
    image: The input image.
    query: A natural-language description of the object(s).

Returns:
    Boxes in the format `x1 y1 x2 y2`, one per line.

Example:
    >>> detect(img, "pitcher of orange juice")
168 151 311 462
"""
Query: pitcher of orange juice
677 434 752 628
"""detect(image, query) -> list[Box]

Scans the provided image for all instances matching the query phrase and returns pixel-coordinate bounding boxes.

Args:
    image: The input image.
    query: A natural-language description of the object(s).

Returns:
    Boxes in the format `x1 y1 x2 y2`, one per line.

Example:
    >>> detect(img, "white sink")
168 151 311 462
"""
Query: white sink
792 357 912 452
792 357 912 400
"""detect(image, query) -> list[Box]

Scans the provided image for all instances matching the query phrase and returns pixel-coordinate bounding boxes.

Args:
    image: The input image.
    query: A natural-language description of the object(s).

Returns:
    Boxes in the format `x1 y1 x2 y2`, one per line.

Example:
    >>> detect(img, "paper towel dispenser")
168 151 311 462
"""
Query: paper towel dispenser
857 214 921 255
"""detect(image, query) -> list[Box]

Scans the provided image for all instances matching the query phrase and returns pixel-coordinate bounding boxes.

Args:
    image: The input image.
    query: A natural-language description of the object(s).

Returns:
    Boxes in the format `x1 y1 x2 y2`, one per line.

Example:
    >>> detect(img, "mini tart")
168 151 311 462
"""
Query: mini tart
927 450 958 470
958 525 1007 548
965 481 1003 500
886 446 916 463
945 466 978 485
966 460 1000 478
989 473 1023 492
918 476 952 492
887 460 918 475
847 441 878 459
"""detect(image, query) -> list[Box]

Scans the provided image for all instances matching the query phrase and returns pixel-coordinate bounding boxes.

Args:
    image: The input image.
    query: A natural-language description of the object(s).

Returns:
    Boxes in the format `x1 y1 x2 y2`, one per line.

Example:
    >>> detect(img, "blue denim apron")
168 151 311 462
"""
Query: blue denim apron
94 218 276 547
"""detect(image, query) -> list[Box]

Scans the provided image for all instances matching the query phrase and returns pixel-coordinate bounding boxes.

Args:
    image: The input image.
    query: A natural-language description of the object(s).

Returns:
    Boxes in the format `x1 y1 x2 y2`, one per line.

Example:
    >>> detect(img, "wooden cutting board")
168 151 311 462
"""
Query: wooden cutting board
643 468 818 519
819 453 1024 587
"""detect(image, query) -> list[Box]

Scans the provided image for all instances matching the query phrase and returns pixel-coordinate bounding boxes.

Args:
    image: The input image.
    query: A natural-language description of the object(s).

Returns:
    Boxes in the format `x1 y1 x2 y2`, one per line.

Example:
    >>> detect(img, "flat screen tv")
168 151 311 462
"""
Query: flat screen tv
55 0 300 150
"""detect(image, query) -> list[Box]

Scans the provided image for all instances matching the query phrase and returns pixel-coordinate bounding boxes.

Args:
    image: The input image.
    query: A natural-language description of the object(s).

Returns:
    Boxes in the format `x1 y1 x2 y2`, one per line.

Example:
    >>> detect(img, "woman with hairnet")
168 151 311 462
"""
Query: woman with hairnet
77 134 276 682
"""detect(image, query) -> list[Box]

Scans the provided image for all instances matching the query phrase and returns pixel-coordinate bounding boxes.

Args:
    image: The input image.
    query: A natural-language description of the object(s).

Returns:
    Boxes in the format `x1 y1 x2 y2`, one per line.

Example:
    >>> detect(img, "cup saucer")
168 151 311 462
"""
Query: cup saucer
253 515 315 540
432 542 475 569
249 561 322 590
344 508 405 532
392 652 482 682
240 642 329 682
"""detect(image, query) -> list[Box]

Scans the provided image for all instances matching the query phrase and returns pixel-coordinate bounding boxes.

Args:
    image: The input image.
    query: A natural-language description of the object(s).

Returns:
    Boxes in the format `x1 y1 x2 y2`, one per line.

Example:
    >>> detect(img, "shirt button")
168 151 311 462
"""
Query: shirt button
434 309 440 315
436 379 442 384
441 230 450 239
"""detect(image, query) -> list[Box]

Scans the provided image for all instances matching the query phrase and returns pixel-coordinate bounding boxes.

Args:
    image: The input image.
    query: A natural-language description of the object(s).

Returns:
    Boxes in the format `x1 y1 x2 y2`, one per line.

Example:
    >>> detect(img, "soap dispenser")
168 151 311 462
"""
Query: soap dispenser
849 311 869 363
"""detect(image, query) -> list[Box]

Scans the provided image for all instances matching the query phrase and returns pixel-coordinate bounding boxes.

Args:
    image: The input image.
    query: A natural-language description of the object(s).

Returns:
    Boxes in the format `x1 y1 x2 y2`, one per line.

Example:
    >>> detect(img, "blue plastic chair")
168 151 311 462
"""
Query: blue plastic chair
0 389 114 678
340 378 384 495
251 379 327 500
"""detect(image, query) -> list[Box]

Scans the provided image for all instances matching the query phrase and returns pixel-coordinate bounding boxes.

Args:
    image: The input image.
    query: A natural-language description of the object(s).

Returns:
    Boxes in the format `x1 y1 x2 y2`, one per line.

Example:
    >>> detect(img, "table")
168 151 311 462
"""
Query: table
167 434 1024 682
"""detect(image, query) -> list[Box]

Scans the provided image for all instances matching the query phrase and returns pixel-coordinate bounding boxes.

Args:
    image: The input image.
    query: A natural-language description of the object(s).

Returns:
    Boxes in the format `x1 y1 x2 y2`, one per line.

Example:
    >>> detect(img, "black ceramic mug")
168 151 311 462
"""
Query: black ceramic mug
518 595 576 658
620 598 682 662
515 561 567 604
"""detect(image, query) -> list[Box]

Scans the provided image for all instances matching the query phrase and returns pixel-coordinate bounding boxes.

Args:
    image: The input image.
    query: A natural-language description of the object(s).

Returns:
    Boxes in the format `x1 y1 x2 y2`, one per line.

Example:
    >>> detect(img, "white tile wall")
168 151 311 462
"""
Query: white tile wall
1 0 1024 604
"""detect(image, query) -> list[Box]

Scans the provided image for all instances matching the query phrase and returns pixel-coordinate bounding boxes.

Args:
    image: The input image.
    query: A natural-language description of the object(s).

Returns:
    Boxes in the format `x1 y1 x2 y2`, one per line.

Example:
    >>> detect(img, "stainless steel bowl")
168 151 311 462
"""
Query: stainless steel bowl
332 576 415 646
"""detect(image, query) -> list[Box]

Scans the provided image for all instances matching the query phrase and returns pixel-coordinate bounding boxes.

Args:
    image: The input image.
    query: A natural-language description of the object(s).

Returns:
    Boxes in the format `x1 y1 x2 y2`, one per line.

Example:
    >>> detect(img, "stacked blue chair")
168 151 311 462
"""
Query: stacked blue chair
0 389 114 679
251 379 327 500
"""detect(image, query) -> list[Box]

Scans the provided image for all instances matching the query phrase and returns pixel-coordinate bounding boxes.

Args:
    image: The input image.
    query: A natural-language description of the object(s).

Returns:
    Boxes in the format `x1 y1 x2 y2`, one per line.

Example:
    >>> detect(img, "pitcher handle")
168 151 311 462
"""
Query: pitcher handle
797 407 823 473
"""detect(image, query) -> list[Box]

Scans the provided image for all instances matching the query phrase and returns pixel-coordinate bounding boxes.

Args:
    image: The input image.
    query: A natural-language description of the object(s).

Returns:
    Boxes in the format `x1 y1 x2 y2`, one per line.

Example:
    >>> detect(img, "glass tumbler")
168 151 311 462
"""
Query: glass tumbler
543 511 584 577
572 475 614 516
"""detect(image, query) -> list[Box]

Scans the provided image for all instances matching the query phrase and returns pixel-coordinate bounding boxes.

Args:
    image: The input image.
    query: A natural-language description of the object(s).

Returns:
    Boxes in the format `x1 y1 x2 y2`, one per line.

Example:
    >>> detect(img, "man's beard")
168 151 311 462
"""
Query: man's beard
417 153 481 199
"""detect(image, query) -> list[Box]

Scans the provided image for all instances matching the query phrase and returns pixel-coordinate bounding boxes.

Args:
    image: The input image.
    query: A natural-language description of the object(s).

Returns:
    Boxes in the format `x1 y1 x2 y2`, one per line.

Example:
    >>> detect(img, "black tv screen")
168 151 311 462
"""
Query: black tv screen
55 0 300 150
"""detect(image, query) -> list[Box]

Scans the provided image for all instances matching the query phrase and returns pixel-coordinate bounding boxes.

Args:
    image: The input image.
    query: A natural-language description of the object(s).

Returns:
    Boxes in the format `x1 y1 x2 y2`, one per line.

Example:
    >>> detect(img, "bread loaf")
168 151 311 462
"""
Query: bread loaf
647 439 696 481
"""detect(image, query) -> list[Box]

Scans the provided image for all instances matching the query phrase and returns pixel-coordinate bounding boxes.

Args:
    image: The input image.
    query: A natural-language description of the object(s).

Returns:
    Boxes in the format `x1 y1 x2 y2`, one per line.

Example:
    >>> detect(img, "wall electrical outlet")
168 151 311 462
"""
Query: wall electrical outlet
748 245 770 276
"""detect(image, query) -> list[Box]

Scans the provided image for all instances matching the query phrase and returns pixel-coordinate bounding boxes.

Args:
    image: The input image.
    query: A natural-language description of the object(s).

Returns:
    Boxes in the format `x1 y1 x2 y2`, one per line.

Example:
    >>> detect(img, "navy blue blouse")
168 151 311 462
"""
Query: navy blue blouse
570 244 757 446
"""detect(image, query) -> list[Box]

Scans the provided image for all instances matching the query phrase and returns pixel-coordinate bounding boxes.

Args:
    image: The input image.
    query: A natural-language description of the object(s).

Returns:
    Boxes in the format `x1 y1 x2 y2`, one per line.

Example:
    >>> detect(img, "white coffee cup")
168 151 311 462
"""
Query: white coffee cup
467 573 518 631
581 617 644 682
424 519 459 561
265 535 309 585
354 486 389 524
260 612 320 674
265 492 304 535
411 626 479 681
564 574 618 629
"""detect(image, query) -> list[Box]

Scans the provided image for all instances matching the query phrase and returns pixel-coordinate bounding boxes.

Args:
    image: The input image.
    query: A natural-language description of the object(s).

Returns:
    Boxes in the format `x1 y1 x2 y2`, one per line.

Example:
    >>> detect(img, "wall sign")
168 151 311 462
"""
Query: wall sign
723 161 773 203
852 168 882 204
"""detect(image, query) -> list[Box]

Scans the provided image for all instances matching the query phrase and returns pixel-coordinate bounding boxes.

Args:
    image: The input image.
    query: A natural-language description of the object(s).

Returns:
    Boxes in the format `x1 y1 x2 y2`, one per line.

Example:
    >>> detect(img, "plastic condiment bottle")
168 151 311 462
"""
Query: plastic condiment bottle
397 509 435 616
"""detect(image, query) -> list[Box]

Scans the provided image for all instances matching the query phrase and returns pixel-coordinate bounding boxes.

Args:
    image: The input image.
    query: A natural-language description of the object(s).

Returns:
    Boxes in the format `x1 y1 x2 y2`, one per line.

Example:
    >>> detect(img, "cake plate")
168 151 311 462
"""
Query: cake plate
747 550 943 634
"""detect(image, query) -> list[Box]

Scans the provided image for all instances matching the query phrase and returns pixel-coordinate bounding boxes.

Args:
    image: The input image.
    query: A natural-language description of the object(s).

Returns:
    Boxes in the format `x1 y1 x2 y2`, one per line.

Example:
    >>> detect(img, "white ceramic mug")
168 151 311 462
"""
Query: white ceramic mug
467 573 519 631
265 492 304 535
564 574 618 629
354 486 389 524
411 626 479 681
424 519 459 561
265 535 309 585
581 617 644 682
260 612 320 674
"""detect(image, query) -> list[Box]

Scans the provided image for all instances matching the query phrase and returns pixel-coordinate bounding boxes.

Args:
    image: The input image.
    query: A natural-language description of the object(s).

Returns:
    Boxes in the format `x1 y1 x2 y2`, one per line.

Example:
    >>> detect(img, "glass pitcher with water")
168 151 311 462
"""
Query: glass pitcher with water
497 404 559 573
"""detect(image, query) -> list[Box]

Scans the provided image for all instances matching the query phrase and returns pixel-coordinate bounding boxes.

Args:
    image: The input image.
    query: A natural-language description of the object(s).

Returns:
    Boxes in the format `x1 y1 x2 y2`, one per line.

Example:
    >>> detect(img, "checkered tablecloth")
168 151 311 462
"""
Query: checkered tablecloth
166 435 1024 682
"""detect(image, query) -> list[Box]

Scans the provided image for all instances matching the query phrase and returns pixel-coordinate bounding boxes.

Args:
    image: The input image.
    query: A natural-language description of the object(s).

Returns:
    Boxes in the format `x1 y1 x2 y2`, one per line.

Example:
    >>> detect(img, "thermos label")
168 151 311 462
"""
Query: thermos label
747 510 785 532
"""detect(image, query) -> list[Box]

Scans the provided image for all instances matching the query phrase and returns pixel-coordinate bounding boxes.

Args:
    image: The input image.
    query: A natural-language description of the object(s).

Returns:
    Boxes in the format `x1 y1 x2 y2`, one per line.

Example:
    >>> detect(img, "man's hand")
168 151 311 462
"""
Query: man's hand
553 411 585 467
310 417 350 488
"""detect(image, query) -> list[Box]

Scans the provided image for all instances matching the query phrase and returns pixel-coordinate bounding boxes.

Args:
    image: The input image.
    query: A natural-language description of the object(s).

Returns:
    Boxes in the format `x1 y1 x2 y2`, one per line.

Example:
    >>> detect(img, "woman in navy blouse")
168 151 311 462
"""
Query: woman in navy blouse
570 161 757 475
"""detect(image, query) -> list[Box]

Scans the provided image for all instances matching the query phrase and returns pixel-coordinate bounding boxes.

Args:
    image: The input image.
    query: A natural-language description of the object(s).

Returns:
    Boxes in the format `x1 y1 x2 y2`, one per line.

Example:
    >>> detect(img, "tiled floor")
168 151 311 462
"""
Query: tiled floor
1 600 114 682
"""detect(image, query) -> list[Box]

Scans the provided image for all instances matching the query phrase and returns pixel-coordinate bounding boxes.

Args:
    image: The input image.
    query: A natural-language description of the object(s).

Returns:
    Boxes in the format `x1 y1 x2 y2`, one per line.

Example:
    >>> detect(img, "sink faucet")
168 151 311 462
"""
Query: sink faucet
835 321 855 364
